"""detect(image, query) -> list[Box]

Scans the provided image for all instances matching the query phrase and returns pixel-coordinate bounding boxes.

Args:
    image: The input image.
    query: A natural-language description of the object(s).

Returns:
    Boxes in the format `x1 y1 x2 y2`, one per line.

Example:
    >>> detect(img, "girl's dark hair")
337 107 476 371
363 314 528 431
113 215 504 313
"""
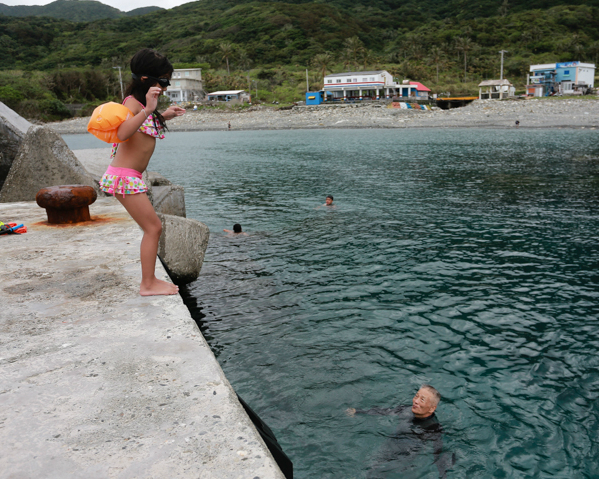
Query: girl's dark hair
123 48 173 131
233 224 242 233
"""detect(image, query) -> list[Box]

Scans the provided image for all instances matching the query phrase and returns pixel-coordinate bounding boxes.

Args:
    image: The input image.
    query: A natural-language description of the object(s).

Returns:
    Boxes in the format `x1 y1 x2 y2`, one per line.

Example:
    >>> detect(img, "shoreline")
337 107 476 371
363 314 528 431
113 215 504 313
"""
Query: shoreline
49 99 599 134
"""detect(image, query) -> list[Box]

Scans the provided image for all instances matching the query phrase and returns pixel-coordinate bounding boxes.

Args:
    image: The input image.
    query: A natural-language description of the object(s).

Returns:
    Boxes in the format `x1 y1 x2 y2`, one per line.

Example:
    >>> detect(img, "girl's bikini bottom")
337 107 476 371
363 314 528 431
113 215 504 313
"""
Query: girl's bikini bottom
99 165 148 197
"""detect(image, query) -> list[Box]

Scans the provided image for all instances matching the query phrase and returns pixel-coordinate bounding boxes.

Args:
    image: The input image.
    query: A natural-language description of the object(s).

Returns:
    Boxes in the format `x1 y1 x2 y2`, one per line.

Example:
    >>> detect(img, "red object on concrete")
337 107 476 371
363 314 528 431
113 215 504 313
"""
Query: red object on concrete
35 185 97 224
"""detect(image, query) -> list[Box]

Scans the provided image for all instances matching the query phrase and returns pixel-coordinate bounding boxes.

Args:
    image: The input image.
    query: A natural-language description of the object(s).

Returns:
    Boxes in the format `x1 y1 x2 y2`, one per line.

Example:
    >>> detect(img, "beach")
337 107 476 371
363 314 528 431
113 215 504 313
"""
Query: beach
49 98 599 134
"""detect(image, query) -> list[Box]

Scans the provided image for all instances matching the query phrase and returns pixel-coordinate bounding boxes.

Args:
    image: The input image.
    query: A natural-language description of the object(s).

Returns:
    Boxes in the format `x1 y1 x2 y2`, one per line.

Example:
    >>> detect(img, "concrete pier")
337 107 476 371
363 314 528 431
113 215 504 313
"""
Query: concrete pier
0 198 285 479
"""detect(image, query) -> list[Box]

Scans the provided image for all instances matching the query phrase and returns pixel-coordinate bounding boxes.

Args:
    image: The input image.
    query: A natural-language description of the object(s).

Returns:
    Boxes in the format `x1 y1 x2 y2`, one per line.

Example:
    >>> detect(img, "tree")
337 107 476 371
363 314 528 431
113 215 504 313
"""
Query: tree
237 49 252 71
428 46 444 83
588 41 599 65
360 49 374 70
454 37 473 82
312 52 333 84
344 36 364 70
219 42 234 75
568 34 585 58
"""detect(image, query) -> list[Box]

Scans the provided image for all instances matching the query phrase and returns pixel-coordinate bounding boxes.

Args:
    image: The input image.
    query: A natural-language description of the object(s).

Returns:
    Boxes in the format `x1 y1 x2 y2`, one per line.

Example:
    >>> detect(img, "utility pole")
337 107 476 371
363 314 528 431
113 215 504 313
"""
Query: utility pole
499 50 508 80
306 68 309 92
247 72 251 102
113 66 123 100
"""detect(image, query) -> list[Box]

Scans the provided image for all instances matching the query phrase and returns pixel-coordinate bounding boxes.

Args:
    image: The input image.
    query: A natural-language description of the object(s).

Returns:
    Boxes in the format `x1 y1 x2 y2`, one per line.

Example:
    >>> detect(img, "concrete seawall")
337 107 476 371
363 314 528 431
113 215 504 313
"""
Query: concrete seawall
0 198 285 478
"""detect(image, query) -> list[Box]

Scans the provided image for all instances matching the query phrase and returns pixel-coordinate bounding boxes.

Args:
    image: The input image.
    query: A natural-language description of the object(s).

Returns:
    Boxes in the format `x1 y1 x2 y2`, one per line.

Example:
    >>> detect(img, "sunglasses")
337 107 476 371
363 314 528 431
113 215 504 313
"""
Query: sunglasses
146 75 171 88
132 73 170 87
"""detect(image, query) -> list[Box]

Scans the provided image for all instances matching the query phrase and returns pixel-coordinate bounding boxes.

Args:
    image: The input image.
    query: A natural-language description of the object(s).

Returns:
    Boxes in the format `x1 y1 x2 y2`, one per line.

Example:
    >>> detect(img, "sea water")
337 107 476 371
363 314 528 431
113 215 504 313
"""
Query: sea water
64 128 599 478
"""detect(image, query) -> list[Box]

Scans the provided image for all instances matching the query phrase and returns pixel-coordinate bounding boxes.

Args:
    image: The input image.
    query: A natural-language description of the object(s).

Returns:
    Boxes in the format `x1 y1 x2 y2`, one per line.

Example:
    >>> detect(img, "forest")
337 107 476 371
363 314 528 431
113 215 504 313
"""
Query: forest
1 0 599 120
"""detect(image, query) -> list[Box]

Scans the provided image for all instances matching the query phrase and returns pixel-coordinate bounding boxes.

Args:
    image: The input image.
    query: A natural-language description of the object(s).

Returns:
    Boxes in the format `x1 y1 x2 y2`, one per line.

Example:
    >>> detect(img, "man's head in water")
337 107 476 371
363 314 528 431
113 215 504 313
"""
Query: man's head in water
412 385 441 419
233 223 242 233
325 195 334 206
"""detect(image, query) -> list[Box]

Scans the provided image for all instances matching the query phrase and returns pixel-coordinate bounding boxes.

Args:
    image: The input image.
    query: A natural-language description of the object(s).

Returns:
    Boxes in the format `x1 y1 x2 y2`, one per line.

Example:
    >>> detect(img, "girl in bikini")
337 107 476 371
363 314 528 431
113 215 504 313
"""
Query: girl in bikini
99 48 185 296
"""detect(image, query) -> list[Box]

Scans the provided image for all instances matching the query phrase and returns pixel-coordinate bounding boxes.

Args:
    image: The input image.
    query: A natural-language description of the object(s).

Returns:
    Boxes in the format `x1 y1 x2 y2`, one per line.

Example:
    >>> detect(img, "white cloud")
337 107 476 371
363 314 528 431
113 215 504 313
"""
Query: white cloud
1 0 195 12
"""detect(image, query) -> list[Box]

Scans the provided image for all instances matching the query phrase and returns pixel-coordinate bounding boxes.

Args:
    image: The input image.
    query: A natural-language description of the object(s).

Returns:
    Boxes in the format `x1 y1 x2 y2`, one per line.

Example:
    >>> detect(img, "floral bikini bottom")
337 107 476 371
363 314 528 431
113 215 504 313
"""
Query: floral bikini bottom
99 165 148 197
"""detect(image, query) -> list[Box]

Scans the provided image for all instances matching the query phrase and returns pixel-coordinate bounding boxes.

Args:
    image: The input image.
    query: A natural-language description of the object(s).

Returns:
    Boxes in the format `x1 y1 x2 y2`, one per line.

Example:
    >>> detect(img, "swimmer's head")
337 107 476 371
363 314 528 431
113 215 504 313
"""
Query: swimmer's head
325 195 334 206
233 223 242 233
412 385 440 418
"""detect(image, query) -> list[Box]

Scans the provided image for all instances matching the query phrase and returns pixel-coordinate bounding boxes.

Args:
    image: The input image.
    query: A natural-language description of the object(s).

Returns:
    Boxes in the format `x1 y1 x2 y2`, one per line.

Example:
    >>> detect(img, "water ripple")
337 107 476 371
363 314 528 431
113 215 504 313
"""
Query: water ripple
66 128 599 478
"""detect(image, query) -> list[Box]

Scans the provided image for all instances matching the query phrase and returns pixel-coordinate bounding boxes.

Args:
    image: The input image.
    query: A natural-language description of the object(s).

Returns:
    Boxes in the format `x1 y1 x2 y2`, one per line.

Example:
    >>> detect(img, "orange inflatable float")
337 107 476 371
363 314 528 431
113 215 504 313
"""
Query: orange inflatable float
87 102 133 143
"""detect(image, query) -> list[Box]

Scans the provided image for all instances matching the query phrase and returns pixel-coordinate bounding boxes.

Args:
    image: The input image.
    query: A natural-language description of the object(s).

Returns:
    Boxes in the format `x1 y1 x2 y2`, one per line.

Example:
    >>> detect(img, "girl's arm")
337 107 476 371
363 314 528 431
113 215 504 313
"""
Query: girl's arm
116 86 162 141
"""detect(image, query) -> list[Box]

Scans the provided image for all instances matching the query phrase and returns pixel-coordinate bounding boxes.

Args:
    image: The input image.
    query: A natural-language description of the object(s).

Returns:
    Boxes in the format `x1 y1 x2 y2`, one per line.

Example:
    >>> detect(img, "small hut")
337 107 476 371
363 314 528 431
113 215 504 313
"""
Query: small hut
478 80 515 100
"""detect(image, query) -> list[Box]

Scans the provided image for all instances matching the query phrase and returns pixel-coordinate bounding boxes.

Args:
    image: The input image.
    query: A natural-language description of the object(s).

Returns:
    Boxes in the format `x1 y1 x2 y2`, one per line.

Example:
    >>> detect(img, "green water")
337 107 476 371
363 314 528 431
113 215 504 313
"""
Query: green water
66 128 599 478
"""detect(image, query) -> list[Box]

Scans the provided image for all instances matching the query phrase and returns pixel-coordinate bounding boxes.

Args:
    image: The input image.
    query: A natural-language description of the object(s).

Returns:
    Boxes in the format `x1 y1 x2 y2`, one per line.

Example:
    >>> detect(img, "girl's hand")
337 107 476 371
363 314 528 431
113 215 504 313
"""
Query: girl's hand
145 86 162 112
163 106 186 120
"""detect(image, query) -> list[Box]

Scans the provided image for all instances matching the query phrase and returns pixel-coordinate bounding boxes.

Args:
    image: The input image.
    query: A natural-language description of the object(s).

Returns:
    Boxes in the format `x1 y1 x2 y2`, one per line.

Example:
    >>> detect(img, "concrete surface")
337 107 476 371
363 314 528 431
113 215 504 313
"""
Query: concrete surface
0 198 284 479
0 126 101 203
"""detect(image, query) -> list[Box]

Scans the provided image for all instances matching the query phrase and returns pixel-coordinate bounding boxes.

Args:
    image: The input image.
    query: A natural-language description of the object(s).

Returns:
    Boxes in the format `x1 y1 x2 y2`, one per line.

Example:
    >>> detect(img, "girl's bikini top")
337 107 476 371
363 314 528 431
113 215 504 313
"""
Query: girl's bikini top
111 95 165 158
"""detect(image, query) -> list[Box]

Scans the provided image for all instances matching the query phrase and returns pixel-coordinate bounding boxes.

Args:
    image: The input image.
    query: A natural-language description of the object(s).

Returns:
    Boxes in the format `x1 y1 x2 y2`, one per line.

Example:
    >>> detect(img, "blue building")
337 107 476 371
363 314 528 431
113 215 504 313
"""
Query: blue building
305 91 331 105
527 62 595 96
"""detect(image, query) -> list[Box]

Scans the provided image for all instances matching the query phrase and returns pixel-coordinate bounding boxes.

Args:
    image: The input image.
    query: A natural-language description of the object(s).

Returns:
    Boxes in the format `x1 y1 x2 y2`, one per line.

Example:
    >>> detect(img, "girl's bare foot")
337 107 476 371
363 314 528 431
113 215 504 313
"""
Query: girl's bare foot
140 277 179 296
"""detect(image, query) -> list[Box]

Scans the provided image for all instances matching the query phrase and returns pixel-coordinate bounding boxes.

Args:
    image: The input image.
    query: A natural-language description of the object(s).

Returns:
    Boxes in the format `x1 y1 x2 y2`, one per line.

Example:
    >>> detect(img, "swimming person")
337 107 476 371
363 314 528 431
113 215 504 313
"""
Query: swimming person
224 224 248 236
316 195 336 209
346 385 454 478
98 48 185 296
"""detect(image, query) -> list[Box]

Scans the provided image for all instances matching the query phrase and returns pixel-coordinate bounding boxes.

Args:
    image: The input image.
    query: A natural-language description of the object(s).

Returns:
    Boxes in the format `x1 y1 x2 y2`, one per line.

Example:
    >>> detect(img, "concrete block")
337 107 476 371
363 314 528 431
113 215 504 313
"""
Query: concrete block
72 148 112 182
0 101 32 191
153 184 186 217
147 170 172 186
142 169 154 205
157 213 209 283
0 125 102 203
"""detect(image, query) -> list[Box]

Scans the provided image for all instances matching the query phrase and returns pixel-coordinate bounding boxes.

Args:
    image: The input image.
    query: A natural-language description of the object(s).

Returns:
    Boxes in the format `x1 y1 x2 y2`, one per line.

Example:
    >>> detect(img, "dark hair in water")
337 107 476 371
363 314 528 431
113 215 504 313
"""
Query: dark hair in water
326 195 334 201
233 224 242 233
123 48 173 131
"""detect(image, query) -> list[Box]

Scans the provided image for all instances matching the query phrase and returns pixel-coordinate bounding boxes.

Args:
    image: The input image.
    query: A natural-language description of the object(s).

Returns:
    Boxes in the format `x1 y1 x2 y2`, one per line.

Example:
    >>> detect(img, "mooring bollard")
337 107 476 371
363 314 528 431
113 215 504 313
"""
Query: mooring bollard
36 185 97 224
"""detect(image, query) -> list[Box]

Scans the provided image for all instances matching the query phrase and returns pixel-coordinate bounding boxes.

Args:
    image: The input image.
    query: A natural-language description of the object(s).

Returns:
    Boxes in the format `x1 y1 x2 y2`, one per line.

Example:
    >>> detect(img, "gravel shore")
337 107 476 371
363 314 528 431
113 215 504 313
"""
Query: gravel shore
48 98 599 135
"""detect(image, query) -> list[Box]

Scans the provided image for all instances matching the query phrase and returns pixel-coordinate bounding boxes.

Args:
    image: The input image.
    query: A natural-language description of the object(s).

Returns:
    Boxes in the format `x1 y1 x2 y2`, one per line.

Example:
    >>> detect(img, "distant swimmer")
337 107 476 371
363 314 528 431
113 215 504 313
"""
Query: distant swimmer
224 223 248 236
347 385 454 478
316 195 336 209
515 120 520 127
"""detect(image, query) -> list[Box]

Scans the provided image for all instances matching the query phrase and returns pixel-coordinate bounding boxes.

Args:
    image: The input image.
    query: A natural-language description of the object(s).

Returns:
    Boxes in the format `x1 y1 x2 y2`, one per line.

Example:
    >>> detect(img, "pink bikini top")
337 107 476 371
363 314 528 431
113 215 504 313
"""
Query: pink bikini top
110 95 165 158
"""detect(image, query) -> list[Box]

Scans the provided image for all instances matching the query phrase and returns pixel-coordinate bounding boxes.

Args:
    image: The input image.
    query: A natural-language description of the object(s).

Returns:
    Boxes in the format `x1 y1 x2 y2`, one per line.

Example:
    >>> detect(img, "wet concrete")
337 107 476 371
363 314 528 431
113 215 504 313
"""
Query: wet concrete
0 198 284 479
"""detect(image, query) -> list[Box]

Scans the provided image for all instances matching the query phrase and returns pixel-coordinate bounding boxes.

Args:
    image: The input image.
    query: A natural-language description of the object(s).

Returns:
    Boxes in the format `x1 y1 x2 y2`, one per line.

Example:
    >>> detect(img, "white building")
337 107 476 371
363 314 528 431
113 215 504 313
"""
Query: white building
323 71 430 100
527 62 595 96
165 68 203 103
206 90 251 103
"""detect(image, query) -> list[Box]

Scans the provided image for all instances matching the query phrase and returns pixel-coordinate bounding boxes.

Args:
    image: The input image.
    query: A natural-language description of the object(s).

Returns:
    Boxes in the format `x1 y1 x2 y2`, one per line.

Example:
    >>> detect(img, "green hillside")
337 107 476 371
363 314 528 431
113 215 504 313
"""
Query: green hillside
0 0 162 22
1 0 598 119
3 0 599 70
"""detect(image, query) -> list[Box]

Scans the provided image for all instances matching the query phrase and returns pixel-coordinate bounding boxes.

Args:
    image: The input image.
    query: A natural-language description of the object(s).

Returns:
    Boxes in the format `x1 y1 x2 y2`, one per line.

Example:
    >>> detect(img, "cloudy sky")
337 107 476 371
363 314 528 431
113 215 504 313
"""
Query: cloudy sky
1 0 194 11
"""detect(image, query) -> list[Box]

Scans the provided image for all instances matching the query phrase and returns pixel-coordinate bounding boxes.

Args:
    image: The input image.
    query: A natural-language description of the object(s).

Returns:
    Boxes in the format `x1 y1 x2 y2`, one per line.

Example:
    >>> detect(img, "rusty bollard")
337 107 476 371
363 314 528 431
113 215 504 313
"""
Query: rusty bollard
36 185 97 224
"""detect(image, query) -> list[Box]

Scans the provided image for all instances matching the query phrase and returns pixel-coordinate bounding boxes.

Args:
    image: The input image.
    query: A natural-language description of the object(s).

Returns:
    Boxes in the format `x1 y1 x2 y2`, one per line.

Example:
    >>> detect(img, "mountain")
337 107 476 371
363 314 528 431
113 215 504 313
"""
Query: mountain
0 0 598 75
0 0 163 22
